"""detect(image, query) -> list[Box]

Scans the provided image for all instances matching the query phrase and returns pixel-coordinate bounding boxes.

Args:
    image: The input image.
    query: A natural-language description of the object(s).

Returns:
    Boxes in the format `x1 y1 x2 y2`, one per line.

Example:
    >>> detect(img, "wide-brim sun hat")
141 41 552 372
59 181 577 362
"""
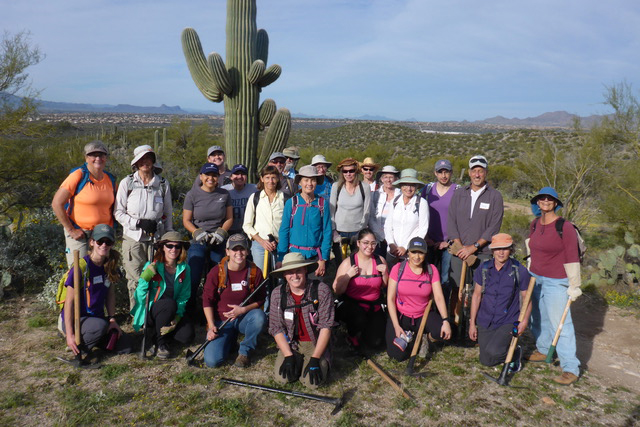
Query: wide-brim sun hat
311 154 332 167
336 157 360 173
283 147 300 159
155 231 190 249
393 168 425 188
489 233 513 250
360 157 380 171
131 145 157 168
294 165 324 186
530 186 563 217
375 165 400 181
271 252 317 275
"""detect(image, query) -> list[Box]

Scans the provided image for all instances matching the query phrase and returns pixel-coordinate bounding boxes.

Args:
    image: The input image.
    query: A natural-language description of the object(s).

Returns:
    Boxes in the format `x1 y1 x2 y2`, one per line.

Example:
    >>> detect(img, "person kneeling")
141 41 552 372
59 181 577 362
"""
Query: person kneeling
270 253 335 388
469 233 532 372
202 234 266 368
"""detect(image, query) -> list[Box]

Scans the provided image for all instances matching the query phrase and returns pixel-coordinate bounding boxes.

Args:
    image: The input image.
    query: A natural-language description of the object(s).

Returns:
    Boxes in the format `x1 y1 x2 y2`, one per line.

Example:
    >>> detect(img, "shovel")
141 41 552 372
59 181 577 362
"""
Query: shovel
545 298 573 363
483 276 536 387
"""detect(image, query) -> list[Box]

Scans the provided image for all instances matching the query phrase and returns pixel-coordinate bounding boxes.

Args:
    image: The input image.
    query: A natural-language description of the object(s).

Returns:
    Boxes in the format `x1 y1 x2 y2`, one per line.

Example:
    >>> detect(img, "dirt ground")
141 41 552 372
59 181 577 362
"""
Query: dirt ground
0 291 638 426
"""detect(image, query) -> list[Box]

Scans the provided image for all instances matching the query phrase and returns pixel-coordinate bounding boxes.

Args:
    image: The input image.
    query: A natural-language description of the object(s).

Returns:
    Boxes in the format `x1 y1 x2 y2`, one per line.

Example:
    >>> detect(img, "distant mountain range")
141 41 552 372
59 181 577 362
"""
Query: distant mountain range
27 96 605 128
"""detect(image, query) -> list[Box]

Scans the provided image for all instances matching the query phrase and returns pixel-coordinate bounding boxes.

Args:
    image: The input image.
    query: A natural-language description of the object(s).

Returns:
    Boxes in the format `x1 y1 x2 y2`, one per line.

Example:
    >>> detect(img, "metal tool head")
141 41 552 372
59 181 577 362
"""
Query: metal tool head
56 354 101 370
330 396 345 416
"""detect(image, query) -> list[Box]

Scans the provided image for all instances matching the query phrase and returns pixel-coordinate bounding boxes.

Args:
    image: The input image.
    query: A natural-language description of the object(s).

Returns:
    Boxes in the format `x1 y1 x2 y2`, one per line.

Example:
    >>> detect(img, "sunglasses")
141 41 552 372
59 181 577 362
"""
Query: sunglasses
271 159 286 165
537 195 556 202
165 243 183 250
96 239 114 246
362 167 374 172
342 169 356 174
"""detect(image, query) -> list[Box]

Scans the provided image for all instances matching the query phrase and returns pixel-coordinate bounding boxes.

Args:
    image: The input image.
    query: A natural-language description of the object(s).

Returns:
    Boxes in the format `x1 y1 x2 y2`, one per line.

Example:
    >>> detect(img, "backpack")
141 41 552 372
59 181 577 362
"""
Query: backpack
64 163 117 228
56 257 88 311
251 190 262 227
335 181 366 215
393 194 421 214
125 173 167 198
480 258 521 314
420 182 461 199
289 194 325 228
349 252 385 278
217 256 259 293
532 217 586 263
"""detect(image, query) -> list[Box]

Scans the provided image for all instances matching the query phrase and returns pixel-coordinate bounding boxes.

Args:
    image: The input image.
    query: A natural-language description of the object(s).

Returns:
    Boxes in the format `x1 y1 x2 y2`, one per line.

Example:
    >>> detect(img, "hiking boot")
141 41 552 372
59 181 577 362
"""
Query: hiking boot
553 372 578 386
508 346 523 374
234 354 250 368
157 344 171 360
527 350 546 362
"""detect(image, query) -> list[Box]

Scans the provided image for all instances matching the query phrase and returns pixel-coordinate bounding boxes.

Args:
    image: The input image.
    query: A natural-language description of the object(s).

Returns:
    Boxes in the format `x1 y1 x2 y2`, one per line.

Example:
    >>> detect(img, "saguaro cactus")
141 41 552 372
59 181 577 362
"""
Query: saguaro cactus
182 0 291 179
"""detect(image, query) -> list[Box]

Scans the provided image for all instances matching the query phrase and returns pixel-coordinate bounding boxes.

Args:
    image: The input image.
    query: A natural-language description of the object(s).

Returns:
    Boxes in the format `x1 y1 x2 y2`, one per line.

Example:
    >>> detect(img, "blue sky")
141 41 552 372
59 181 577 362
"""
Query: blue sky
2 0 639 121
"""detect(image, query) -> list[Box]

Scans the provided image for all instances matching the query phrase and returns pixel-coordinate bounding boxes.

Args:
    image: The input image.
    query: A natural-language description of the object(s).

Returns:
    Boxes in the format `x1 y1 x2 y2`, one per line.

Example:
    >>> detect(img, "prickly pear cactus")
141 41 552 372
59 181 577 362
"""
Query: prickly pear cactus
182 0 291 180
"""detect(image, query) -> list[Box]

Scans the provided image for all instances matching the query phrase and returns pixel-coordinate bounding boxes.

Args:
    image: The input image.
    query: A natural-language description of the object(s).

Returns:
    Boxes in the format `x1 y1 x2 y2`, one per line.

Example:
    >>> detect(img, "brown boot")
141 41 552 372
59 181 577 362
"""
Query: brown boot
234 354 250 368
553 372 578 386
527 350 546 362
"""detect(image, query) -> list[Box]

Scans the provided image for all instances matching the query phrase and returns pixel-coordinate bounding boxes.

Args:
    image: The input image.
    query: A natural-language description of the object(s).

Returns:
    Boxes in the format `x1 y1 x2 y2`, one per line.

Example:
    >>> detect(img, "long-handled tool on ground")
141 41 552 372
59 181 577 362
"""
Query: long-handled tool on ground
220 378 345 415
545 297 573 363
367 359 413 400
185 277 270 366
483 276 536 387
455 260 468 340
139 233 155 360
406 299 434 375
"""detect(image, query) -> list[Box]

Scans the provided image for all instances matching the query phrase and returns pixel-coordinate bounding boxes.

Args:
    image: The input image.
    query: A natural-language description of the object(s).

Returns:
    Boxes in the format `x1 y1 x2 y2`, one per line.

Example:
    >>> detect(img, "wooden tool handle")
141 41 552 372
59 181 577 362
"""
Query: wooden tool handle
410 299 433 359
504 276 536 364
367 359 412 400
73 250 81 346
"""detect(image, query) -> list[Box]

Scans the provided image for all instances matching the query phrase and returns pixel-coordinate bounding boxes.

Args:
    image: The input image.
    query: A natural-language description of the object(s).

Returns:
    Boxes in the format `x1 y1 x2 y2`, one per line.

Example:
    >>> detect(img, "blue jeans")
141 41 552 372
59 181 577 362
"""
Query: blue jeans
186 241 225 317
530 273 580 376
203 308 266 368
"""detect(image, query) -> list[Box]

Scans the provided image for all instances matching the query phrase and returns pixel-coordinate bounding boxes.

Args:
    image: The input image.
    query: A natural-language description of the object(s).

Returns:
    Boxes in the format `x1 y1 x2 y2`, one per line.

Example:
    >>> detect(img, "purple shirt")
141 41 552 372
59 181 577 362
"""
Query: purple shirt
473 258 531 330
63 255 109 319
424 183 456 242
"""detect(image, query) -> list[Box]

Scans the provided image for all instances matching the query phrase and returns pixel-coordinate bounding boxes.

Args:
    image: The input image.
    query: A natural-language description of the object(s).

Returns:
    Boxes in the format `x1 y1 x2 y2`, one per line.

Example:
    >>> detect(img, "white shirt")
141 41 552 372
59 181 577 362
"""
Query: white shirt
384 194 429 249
242 190 285 241
470 184 487 218
369 187 401 242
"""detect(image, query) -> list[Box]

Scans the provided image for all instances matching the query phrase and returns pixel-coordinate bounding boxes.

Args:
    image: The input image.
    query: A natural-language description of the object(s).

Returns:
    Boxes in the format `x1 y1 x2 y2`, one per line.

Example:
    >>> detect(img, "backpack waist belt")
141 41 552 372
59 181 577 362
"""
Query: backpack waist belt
289 244 322 261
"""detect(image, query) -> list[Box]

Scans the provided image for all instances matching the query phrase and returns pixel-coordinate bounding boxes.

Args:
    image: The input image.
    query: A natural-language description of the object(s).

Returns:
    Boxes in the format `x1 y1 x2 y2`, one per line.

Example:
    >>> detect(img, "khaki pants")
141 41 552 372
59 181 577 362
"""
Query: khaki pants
64 228 89 267
122 236 153 311
273 341 330 389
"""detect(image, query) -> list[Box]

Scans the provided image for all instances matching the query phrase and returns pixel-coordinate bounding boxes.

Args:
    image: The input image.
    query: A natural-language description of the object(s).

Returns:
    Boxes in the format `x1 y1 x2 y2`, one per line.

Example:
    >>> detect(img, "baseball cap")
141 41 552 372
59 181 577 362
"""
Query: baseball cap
407 237 428 254
230 164 248 175
226 233 249 250
269 152 286 162
84 140 108 156
200 162 219 175
91 224 115 242
207 145 225 156
469 155 488 169
434 159 452 171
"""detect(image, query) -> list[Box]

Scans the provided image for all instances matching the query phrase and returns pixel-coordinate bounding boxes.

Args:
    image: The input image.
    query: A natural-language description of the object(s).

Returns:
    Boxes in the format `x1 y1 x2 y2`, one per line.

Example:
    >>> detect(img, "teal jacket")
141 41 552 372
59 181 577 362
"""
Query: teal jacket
130 261 191 331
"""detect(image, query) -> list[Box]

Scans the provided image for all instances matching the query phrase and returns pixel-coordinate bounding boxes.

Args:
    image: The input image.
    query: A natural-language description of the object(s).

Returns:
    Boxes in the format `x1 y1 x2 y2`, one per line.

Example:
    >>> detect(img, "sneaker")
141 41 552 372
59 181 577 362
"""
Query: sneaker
508 346 523 373
157 344 171 360
234 354 250 368
527 350 547 362
553 372 578 386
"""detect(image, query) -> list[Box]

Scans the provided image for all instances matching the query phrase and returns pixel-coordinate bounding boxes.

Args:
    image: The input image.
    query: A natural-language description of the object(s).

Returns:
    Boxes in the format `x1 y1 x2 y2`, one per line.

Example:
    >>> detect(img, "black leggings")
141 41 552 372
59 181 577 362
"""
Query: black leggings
147 298 195 346
336 298 386 348
385 311 444 361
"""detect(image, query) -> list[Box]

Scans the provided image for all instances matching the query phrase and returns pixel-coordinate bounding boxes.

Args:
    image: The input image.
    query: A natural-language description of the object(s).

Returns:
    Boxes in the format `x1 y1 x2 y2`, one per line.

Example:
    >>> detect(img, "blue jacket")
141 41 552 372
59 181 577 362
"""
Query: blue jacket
277 194 332 262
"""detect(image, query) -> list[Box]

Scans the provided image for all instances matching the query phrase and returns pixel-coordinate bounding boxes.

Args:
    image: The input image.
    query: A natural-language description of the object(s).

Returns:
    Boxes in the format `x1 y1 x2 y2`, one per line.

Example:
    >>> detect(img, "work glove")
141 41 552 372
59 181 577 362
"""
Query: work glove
448 240 477 266
209 227 228 245
160 316 181 336
279 355 298 382
564 262 582 302
303 356 323 385
193 228 208 244
140 263 157 282
137 219 157 235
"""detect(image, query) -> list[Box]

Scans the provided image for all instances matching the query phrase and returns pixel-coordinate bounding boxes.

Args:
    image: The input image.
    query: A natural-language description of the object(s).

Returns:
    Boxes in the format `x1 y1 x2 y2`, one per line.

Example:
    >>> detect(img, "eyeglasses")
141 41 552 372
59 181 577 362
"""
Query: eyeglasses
362 167 374 172
165 243 182 250
342 169 356 174
359 240 377 247
96 239 114 246
87 152 107 158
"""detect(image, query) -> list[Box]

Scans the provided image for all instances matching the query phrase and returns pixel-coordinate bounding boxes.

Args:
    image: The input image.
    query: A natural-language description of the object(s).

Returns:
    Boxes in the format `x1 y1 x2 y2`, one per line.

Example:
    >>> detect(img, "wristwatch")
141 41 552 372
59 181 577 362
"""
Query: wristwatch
473 242 480 250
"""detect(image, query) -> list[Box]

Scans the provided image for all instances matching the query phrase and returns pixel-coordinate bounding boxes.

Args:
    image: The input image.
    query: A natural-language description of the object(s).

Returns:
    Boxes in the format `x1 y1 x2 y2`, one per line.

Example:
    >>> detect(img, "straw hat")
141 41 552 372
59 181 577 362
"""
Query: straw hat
337 158 359 172
360 157 380 171
393 169 425 188
271 252 317 274
294 165 325 186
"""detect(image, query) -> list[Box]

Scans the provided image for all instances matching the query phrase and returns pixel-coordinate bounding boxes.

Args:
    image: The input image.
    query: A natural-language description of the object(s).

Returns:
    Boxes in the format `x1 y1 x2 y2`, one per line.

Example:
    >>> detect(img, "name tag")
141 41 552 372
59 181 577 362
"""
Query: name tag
104 279 111 289
231 282 244 291
284 311 294 321
154 196 163 204
93 275 103 284
479 202 490 210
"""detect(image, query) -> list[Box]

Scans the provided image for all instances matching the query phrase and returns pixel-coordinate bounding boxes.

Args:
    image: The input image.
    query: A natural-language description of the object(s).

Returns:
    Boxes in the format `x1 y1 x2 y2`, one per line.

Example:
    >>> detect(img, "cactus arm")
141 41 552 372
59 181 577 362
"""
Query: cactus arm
208 53 233 96
258 107 291 171
258 64 282 87
257 29 268 64
258 99 276 129
181 28 223 102
248 60 266 85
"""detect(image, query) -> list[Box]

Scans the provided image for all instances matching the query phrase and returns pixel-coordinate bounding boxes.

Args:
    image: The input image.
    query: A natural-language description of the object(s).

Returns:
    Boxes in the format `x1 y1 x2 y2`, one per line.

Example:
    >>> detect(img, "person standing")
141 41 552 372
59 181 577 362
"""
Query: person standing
268 152 296 200
468 233 532 371
311 154 334 201
369 165 401 258
202 234 266 368
283 146 300 180
360 157 380 191
115 145 173 310
192 145 232 189
420 159 458 302
527 187 582 385
221 164 257 238
52 141 117 267
447 155 503 293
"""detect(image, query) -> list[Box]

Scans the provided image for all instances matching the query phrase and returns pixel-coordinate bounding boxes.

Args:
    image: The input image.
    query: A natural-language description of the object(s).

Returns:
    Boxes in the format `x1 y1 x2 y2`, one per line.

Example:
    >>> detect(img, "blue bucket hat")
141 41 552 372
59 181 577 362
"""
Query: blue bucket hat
530 187 563 217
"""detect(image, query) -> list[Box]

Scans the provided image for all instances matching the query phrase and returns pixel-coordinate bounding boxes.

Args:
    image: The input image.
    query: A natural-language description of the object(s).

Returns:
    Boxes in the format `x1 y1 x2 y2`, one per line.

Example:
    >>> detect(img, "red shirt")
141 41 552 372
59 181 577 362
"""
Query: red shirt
291 292 311 342
529 218 579 279
202 264 265 322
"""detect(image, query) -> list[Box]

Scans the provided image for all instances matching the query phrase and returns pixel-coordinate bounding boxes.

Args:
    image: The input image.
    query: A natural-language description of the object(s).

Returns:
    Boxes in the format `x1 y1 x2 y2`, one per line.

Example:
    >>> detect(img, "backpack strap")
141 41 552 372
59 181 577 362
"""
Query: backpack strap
217 257 230 291
480 259 492 295
555 217 565 238
251 190 262 227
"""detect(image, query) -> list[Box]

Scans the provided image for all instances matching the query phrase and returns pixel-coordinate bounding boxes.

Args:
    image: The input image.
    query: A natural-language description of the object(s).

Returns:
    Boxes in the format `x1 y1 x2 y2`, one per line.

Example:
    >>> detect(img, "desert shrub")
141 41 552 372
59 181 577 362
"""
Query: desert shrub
499 211 532 259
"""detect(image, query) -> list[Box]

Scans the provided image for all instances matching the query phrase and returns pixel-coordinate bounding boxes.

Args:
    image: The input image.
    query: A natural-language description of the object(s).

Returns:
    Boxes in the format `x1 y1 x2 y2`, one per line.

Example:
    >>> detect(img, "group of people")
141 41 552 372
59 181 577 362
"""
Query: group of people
51 140 582 387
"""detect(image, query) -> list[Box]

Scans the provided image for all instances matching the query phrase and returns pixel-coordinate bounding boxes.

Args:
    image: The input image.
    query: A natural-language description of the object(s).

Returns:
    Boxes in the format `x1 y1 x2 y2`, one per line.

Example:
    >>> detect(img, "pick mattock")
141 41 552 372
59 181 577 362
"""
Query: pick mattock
483 276 536 386
185 276 271 366
367 359 413 401
220 378 345 415
545 297 574 363
406 299 433 375
455 260 468 341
